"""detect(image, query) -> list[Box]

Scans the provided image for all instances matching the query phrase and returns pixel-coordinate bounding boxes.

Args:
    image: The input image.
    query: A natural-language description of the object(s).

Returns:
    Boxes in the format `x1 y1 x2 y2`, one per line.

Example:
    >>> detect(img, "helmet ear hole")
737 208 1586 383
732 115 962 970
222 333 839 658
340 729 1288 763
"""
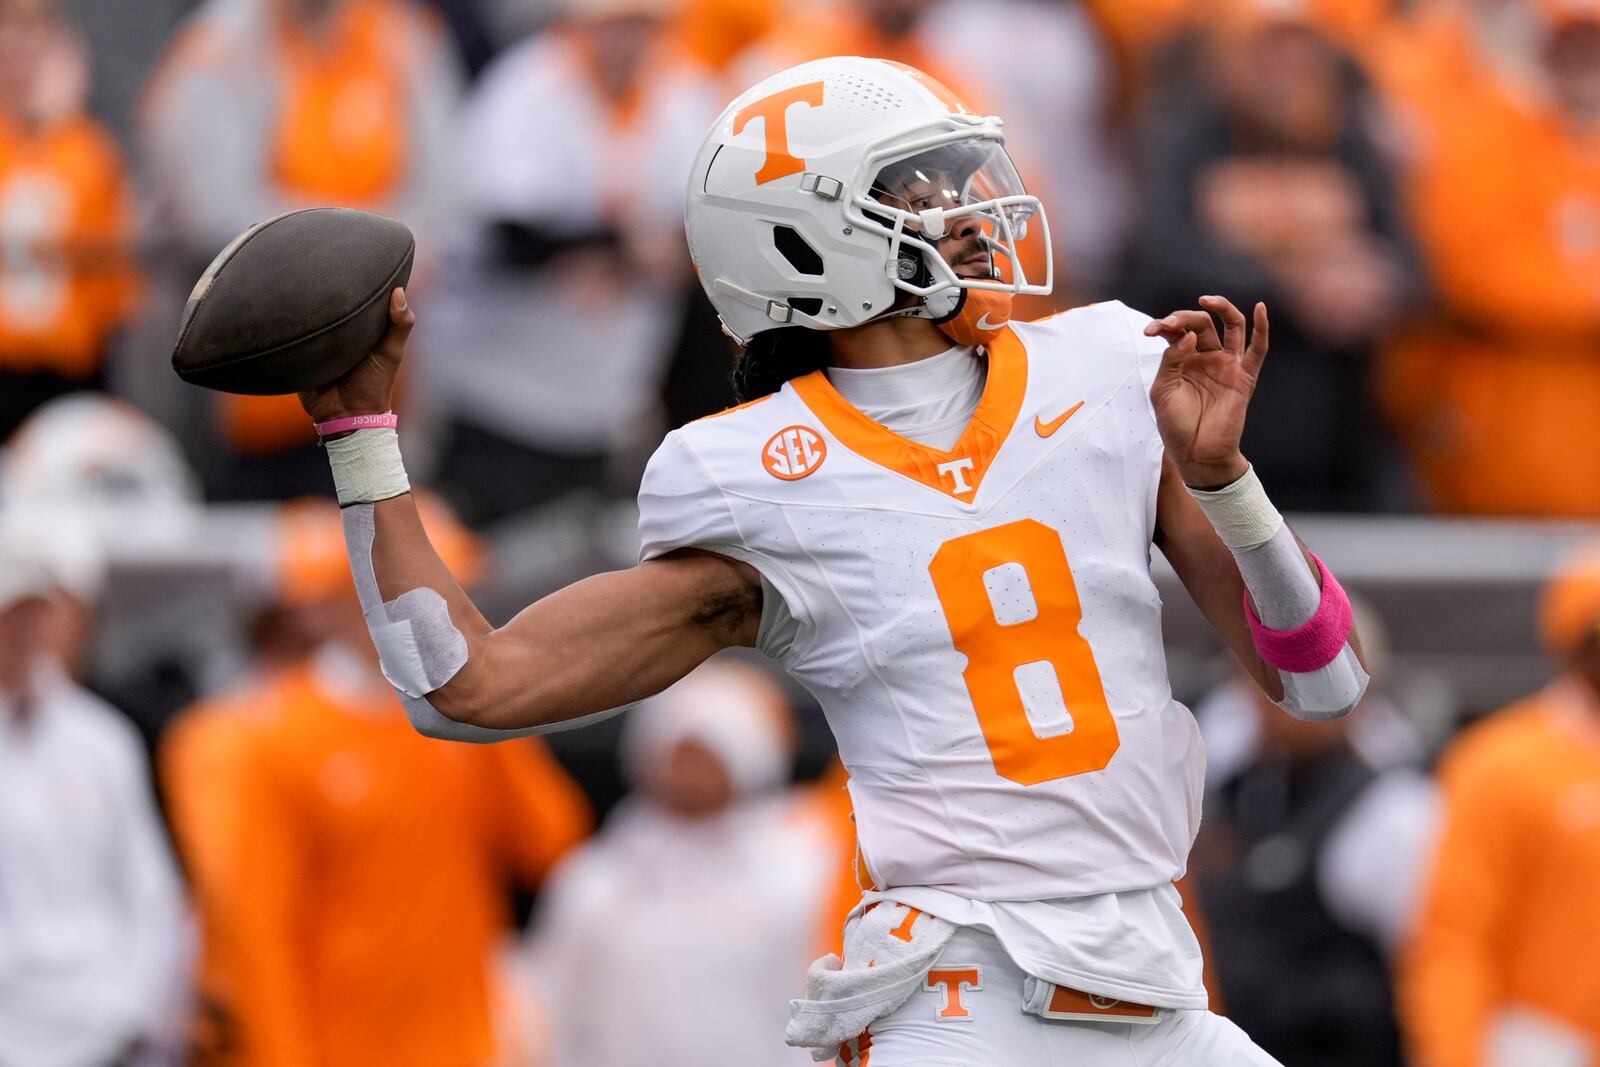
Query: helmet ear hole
789 298 823 316
773 226 824 276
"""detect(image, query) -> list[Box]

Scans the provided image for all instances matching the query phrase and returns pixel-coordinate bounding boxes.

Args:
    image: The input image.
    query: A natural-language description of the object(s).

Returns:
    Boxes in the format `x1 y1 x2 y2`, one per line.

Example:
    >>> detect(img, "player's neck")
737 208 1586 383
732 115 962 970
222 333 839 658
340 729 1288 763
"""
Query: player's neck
828 314 950 370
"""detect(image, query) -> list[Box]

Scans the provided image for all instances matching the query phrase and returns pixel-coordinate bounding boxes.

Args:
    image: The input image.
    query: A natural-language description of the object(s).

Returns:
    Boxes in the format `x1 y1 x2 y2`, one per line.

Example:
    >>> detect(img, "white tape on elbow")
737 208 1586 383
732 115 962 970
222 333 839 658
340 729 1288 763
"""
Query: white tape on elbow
363 588 466 698
340 503 630 741
341 503 470 707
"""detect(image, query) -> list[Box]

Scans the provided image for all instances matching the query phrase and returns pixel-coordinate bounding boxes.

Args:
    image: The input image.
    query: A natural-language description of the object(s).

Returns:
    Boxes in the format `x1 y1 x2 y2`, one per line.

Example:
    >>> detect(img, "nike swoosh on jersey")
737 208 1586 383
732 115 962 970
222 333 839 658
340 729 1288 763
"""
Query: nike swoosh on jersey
1034 400 1085 438
975 313 1008 331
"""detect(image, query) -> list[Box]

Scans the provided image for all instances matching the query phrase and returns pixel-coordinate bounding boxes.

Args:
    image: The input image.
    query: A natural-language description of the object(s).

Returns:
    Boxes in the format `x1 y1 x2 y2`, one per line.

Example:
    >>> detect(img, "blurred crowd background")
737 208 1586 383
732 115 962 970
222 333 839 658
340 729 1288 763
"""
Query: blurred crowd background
3 0 1600 1064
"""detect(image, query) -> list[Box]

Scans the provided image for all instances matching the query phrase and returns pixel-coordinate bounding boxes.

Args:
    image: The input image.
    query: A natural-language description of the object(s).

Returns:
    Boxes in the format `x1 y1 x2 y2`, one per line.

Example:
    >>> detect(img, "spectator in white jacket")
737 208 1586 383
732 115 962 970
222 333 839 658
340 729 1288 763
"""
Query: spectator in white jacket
418 0 722 526
0 518 186 1067
525 659 839 1067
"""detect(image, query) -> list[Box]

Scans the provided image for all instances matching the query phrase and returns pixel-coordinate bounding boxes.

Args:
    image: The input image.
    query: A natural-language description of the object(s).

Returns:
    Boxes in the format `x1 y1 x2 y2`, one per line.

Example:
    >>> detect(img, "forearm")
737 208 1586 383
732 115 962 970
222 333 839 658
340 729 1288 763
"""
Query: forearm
326 428 572 739
307 290 758 737
346 493 515 735
1188 466 1367 720
326 429 751 738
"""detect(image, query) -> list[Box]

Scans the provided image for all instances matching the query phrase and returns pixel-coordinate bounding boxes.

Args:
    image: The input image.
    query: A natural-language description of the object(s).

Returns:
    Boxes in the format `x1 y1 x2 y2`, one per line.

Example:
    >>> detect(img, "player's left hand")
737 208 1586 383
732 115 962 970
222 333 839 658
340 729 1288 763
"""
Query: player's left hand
1145 296 1268 490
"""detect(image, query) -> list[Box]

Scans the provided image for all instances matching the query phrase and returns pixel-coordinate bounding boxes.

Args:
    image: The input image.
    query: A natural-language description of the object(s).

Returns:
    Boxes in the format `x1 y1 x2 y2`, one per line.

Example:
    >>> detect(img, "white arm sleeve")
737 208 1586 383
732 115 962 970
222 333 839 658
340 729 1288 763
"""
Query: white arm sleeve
1238 525 1370 722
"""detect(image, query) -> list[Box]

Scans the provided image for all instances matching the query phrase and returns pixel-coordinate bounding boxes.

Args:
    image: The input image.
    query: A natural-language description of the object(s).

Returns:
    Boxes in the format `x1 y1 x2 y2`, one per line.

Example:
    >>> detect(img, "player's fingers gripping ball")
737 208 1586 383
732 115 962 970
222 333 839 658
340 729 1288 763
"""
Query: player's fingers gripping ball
297 289 414 427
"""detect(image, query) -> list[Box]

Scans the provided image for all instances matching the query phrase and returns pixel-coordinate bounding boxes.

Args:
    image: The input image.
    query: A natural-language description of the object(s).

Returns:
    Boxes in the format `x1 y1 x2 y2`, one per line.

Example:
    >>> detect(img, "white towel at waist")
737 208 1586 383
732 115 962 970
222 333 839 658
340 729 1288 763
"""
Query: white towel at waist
785 899 957 1061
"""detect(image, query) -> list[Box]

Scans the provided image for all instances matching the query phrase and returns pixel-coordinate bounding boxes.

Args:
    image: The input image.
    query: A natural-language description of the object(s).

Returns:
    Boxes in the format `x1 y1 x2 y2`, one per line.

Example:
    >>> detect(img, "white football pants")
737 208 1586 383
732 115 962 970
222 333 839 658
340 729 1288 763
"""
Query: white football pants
837 927 1284 1067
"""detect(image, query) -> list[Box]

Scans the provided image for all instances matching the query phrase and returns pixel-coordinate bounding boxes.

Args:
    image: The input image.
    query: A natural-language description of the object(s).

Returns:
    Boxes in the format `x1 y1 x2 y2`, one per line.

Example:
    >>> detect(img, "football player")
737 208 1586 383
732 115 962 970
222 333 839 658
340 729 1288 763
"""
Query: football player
298 57 1369 1066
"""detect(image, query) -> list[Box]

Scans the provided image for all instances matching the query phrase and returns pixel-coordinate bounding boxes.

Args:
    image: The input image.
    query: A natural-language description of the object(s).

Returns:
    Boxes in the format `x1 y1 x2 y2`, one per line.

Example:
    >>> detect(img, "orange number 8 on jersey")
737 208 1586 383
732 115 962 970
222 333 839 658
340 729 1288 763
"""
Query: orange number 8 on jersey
928 519 1120 786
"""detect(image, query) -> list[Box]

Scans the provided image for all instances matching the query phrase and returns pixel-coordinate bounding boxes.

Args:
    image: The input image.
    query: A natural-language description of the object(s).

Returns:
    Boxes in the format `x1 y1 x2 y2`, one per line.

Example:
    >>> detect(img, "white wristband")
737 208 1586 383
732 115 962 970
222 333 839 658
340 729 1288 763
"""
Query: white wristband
325 428 410 506
1187 464 1283 551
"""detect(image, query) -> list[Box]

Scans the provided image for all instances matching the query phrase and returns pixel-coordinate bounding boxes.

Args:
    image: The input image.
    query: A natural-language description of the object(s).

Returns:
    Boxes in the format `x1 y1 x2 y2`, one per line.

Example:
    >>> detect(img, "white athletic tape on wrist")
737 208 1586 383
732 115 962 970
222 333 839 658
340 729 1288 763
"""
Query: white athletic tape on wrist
340 503 629 741
1187 465 1283 551
326 428 410 507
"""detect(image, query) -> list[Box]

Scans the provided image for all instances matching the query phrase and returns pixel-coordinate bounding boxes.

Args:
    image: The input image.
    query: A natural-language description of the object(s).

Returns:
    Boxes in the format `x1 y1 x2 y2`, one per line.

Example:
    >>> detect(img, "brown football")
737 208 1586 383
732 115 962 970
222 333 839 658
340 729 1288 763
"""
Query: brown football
171 207 414 396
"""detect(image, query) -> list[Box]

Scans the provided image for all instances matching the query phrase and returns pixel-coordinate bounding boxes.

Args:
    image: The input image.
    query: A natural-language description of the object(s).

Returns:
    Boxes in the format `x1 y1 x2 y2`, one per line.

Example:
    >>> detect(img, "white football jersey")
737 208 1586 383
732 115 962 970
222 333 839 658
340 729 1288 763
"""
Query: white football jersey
638 301 1207 994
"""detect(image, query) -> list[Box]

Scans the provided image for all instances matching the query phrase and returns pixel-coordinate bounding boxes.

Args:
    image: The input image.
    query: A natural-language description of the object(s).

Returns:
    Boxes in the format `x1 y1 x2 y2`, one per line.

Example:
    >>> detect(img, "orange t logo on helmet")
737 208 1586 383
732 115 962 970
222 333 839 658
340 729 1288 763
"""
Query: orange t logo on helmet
733 81 825 185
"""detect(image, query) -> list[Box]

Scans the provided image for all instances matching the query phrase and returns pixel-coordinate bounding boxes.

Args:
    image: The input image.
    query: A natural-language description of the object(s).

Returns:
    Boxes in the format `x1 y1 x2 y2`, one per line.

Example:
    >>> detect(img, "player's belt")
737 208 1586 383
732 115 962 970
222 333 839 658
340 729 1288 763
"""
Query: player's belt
1037 984 1164 1025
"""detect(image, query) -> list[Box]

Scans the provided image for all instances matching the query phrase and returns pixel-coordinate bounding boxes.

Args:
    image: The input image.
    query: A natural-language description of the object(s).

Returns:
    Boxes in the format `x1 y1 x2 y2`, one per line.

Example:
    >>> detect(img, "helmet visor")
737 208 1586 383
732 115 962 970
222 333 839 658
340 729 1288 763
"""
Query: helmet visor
861 136 1047 295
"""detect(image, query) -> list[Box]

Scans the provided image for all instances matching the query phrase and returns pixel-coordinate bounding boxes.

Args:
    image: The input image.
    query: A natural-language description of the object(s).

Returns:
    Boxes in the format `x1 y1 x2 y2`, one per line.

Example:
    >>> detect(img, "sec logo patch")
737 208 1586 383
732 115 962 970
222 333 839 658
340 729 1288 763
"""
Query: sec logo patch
764 425 827 480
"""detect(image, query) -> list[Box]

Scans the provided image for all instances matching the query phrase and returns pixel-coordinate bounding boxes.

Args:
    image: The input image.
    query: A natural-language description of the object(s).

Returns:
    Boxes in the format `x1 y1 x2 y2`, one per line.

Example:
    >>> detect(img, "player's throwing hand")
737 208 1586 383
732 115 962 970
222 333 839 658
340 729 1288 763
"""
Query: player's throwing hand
298 288 414 426
1144 295 1269 490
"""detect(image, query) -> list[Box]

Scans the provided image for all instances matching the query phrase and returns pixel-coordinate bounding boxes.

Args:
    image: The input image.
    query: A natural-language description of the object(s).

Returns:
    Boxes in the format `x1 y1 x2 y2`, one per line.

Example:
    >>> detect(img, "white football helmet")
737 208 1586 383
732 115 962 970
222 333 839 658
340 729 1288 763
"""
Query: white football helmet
0 394 201 554
685 56 1052 345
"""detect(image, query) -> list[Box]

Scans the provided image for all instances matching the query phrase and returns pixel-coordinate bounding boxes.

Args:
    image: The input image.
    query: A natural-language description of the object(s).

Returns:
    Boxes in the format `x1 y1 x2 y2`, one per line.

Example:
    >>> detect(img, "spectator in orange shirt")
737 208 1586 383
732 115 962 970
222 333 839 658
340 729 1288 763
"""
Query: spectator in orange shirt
1400 541 1600 1067
139 0 458 500
1088 0 1407 70
1375 0 1600 516
667 0 776 76
1082 0 1401 112
0 0 137 441
161 496 592 1067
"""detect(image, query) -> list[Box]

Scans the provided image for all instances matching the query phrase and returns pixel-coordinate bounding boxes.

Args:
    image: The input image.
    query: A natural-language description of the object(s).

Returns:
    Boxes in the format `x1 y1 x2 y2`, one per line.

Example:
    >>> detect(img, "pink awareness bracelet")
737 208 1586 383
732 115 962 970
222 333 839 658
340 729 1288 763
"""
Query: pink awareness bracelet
1243 553 1354 674
314 411 398 437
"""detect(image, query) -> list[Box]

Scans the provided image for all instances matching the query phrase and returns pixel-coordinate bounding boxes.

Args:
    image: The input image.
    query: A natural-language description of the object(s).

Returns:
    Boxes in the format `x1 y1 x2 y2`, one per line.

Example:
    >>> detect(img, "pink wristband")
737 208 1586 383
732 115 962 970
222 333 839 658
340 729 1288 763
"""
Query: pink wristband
314 412 398 436
1243 553 1354 674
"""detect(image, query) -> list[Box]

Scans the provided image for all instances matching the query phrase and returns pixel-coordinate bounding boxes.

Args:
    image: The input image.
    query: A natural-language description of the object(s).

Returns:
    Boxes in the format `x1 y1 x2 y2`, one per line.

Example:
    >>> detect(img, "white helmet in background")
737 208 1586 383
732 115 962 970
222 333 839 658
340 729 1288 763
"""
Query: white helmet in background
685 55 1051 346
623 659 795 798
0 394 201 553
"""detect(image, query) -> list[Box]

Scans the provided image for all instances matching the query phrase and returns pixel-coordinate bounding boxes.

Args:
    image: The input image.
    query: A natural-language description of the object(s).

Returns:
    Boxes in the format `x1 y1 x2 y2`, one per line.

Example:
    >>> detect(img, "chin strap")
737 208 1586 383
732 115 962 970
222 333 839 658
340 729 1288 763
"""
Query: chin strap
884 246 1014 346
928 286 1014 346
875 287 1014 346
